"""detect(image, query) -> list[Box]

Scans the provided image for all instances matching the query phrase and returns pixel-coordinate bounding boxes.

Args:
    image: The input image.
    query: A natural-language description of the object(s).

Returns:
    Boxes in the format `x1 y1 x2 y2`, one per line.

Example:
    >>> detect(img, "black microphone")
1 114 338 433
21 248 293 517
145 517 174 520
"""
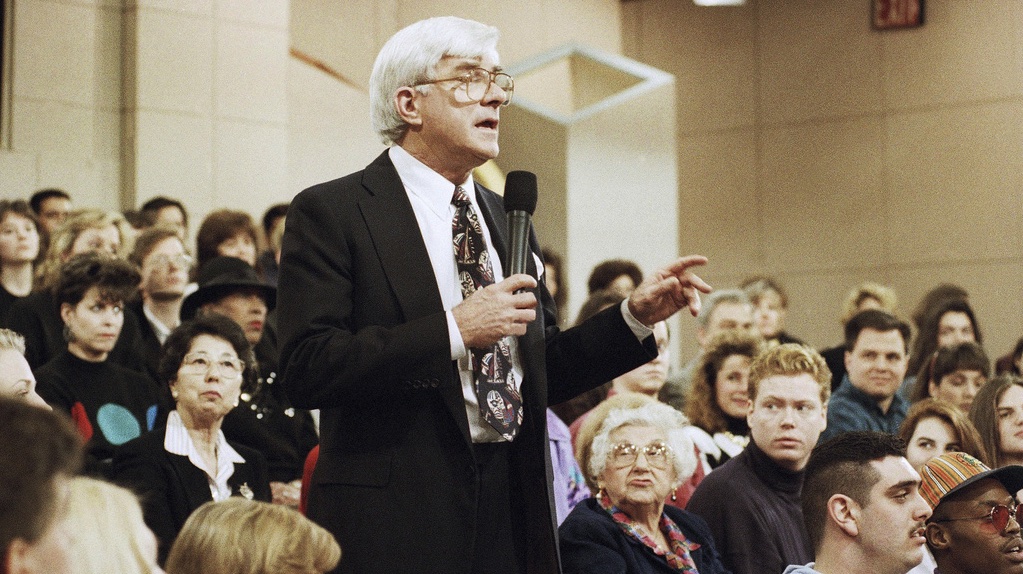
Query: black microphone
503 170 538 277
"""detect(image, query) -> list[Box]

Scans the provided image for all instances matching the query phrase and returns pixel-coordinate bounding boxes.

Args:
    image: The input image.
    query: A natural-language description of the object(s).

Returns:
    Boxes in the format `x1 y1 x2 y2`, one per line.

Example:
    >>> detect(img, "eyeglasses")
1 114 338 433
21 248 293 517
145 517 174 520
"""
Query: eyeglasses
933 502 1023 532
608 441 673 469
416 67 514 106
149 253 194 269
180 352 245 379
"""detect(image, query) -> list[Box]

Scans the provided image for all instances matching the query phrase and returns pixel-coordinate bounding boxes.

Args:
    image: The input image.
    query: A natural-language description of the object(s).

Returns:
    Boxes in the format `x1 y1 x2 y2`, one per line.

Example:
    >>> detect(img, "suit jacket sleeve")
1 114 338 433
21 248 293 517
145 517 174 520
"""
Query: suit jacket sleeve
111 434 181 562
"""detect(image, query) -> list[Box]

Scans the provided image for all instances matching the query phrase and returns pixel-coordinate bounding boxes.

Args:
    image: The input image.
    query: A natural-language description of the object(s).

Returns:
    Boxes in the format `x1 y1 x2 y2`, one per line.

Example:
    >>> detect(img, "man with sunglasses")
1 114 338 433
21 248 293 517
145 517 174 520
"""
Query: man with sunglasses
278 15 712 574
920 452 1023 574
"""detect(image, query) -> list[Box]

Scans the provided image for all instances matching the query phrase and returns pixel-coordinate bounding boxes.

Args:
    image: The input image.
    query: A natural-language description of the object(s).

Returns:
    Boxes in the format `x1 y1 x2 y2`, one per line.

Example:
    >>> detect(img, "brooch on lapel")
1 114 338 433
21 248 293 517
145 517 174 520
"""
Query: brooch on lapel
238 483 254 500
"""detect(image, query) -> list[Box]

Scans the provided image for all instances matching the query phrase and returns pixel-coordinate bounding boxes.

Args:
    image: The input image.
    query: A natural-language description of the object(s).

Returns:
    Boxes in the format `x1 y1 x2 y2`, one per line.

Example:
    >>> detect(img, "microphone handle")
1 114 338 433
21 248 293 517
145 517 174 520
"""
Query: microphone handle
507 211 531 277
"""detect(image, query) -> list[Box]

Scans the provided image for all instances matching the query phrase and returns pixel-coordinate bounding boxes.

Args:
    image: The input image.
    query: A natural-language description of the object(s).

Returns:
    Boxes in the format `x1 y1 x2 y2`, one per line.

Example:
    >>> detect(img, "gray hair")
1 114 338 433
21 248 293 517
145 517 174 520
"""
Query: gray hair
0 328 26 355
696 288 751 328
369 16 500 145
588 402 697 489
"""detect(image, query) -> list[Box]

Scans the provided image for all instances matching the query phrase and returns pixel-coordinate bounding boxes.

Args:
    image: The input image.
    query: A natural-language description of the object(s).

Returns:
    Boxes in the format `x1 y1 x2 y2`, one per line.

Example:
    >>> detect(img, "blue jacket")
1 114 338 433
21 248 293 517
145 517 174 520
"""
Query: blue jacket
559 498 732 574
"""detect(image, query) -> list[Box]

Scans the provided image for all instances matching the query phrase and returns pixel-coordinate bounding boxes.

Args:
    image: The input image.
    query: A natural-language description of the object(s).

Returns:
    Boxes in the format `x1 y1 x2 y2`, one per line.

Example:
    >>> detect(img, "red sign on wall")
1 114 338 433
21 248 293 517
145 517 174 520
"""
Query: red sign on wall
872 0 925 30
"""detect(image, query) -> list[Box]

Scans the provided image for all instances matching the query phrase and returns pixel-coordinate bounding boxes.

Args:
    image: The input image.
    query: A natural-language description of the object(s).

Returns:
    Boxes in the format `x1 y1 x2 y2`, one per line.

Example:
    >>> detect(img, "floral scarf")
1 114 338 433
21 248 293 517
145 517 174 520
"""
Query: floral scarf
598 492 701 572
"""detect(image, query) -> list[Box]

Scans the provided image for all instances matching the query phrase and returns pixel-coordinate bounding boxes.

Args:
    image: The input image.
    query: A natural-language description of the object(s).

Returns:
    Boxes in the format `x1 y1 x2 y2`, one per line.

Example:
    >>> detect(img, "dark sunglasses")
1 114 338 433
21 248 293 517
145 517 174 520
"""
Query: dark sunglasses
933 502 1023 532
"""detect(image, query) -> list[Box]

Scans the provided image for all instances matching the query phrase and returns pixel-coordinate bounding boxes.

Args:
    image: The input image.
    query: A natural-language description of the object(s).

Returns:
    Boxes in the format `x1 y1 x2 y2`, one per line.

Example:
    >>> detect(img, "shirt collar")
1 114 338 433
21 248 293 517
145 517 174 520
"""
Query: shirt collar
389 145 476 219
164 410 245 466
142 303 173 345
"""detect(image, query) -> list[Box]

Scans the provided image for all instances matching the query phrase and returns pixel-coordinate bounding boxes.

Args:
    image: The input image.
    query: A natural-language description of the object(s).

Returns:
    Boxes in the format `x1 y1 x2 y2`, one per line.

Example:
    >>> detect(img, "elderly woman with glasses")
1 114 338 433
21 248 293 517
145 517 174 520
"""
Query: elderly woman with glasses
112 314 270 565
559 401 729 574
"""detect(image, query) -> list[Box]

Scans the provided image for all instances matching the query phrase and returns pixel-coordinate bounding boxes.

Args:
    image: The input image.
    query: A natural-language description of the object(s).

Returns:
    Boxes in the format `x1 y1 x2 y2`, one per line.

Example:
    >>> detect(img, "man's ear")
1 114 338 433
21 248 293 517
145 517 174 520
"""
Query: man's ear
827 494 860 537
925 522 951 551
394 87 423 127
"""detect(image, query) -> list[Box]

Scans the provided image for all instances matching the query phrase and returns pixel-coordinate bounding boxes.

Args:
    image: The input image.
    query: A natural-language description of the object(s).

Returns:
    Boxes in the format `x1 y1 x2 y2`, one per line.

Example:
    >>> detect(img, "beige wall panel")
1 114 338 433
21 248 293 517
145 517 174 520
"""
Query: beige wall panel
885 102 1023 264
760 117 887 273
624 0 756 134
12 100 94 156
286 59 381 195
888 260 1023 370
216 0 289 27
289 0 395 90
94 5 122 112
215 22 289 122
135 10 213 114
0 152 38 198
94 110 121 161
134 110 213 208
213 120 289 213
759 0 884 125
882 0 1023 109
677 129 759 272
37 156 120 210
133 0 211 15
13 0 95 105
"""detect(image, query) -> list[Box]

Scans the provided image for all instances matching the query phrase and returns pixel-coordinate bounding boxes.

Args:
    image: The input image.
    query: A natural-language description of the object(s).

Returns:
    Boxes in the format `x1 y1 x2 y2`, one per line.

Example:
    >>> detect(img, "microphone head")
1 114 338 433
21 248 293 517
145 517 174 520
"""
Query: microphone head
503 171 538 215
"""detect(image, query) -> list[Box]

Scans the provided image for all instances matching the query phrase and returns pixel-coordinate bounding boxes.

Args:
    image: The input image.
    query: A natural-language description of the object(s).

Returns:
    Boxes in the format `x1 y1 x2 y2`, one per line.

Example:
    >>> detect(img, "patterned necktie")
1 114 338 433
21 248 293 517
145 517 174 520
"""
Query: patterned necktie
451 185 522 440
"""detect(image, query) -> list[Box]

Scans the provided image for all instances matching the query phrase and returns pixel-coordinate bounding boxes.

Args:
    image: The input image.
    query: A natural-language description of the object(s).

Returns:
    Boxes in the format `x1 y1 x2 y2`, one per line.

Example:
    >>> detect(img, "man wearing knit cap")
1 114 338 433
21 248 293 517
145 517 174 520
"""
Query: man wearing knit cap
919 452 1023 574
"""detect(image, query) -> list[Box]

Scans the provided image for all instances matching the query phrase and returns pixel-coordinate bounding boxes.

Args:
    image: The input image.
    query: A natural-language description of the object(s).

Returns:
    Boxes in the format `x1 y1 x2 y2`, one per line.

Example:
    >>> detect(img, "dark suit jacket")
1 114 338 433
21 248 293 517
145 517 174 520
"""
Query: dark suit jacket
111 426 272 564
277 150 654 574
558 499 732 574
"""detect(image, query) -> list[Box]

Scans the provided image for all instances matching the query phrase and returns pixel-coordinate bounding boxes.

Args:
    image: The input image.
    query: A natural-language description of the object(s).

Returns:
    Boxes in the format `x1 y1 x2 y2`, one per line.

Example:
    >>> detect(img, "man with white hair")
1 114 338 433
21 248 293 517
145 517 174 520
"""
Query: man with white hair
278 16 712 574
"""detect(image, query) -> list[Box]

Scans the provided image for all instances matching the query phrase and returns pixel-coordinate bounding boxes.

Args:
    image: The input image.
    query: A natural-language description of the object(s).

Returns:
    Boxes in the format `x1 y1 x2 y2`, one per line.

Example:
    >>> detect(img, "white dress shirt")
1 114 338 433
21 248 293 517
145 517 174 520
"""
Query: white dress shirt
164 410 246 501
389 145 652 442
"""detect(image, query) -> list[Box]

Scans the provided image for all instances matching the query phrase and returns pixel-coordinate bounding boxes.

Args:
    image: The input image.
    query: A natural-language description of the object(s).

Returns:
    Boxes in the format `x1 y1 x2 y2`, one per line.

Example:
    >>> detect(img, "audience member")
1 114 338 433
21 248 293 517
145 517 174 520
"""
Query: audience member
195 209 258 272
62 476 162 574
140 196 189 241
687 343 830 574
786 431 931 574
549 289 627 425
547 409 590 525
660 288 755 412
540 247 567 325
740 276 803 346
128 226 192 380
586 258 643 297
910 283 969 332
820 282 898 390
684 329 764 471
0 397 82 574
164 498 340 574
559 402 729 574
911 341 990 412
919 451 1023 574
35 254 160 475
904 298 984 399
7 209 145 371
574 392 705 509
995 336 1023 377
899 398 988 470
820 309 911 442
0 201 41 325
256 203 288 287
181 256 317 505
112 314 271 563
28 188 71 235
0 328 48 409
969 374 1023 468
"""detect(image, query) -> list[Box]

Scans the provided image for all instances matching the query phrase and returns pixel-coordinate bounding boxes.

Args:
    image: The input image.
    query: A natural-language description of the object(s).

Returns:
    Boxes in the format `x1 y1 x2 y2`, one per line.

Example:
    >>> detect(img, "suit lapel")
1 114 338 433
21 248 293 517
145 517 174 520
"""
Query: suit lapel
357 152 472 446
166 451 213 510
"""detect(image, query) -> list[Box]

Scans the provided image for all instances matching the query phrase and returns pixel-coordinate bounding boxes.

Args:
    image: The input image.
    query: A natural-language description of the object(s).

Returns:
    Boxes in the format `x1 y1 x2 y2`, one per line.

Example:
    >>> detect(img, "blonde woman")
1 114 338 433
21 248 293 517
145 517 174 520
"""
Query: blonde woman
63 476 163 574
165 498 340 574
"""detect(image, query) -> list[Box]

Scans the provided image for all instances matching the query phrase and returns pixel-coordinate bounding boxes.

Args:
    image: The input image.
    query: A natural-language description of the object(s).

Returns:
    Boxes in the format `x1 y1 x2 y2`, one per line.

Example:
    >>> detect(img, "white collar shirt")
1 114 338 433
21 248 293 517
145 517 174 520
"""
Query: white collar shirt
164 410 246 501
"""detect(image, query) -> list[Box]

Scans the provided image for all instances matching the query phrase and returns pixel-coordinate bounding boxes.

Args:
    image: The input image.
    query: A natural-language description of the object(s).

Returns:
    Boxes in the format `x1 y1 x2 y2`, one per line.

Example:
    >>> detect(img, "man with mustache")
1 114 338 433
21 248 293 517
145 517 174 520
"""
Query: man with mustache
687 343 830 574
920 452 1023 574
785 431 932 574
